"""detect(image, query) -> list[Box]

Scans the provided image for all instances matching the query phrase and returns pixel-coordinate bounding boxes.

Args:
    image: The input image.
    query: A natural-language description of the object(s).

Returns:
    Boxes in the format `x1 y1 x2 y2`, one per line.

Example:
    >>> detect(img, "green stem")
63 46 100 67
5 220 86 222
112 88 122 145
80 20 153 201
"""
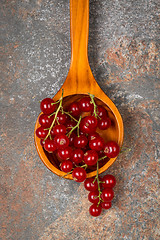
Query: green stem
98 155 107 161
93 161 103 206
67 116 82 137
44 91 63 140
63 111 78 122
88 93 98 118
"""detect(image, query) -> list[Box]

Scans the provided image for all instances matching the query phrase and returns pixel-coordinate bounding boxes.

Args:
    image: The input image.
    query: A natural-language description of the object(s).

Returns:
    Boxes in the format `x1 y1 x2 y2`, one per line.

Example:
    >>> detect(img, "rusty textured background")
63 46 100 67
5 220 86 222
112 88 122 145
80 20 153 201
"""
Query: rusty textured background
1 0 160 239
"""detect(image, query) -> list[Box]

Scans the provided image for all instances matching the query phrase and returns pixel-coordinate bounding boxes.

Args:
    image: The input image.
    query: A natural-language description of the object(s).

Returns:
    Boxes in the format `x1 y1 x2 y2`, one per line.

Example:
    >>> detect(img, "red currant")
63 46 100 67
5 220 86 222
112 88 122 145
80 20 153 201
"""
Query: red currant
72 167 87 182
88 190 99 204
89 136 104 151
54 133 69 149
98 117 111 130
88 132 100 141
74 135 88 149
50 124 66 136
39 114 53 128
56 112 69 124
68 132 76 146
80 116 97 134
44 139 57 152
40 98 56 115
103 141 120 158
102 174 116 189
92 105 108 118
101 201 111 209
84 150 98 166
60 160 73 173
72 149 84 164
36 126 48 139
58 146 73 160
68 102 81 117
78 97 93 112
84 178 98 191
89 204 102 217
101 188 114 202
40 139 45 147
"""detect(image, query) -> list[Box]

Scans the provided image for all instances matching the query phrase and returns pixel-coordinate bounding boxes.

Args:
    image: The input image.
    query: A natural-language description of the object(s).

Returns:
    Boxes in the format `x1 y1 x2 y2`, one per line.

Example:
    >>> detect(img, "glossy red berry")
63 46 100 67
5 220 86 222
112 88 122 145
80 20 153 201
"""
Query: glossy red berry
39 114 53 128
88 132 100 141
98 117 111 130
50 124 66 136
89 136 104 151
80 116 97 134
40 98 56 115
74 135 88 149
101 201 112 209
56 112 69 124
84 150 98 166
60 160 73 173
101 188 114 202
44 139 57 152
92 105 108 118
36 126 48 139
72 149 84 164
88 190 99 204
58 146 73 160
54 133 69 149
102 174 116 189
89 204 102 217
104 141 120 158
78 97 93 112
72 167 87 182
68 102 81 117
84 178 98 191
68 132 76 146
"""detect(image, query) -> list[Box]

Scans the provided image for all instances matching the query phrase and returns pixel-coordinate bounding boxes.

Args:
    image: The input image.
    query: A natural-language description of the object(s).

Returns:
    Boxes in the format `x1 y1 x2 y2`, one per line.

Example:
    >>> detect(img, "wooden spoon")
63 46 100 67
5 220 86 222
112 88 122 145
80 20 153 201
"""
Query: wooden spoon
34 0 124 179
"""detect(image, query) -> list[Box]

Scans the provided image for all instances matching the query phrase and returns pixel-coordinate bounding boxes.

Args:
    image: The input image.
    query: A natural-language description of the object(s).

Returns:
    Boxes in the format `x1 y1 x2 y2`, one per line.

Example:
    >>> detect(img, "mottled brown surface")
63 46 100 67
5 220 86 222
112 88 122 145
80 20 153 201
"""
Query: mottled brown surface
0 0 159 239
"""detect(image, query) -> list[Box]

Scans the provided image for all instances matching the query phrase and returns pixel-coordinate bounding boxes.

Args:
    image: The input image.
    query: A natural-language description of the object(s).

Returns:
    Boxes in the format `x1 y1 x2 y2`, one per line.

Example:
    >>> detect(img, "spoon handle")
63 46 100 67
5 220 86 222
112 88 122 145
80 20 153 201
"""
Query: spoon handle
70 0 90 69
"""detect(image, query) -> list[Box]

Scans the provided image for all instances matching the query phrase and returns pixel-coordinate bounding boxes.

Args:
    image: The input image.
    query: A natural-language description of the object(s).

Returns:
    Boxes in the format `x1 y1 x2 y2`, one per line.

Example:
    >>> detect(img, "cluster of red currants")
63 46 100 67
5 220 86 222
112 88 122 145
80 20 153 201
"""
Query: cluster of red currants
36 91 120 216
84 174 116 217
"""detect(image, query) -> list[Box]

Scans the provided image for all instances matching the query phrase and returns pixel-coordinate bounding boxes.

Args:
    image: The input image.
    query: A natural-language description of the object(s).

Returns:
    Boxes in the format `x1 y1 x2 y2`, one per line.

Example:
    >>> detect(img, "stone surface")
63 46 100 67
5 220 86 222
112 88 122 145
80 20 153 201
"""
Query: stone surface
0 0 159 239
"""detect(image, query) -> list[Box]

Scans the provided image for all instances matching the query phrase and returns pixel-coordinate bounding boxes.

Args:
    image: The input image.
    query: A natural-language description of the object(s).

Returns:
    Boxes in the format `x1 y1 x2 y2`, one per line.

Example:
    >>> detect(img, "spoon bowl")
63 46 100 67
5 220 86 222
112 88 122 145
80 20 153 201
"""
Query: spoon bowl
34 0 124 179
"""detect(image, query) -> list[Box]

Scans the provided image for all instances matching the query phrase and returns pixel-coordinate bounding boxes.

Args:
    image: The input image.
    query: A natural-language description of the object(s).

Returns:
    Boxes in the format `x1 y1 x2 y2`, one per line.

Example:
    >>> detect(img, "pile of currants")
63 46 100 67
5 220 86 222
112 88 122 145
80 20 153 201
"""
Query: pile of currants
36 91 120 216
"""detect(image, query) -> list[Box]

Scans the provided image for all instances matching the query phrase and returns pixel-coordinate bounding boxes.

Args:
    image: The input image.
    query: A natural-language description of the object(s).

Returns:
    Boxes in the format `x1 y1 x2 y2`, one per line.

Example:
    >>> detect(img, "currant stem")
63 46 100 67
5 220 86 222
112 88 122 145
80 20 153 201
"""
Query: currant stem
93 161 103 206
88 93 98 118
63 110 78 122
98 155 107 161
44 91 63 141
67 116 82 137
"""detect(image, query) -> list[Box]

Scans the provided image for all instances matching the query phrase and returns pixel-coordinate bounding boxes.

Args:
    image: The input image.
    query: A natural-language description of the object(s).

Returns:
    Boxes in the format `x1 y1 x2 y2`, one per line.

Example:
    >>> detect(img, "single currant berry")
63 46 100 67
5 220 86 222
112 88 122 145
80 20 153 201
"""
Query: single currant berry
54 133 69 149
92 105 108 118
88 190 99 204
74 135 88 149
89 203 102 217
39 114 54 128
102 174 116 189
72 167 87 182
68 102 81 117
88 132 100 141
101 201 112 210
103 141 120 158
101 188 114 202
65 120 76 133
57 146 73 160
80 116 98 134
84 178 98 191
44 139 57 152
50 124 66 136
68 132 76 146
84 150 98 166
60 160 73 173
72 149 84 164
36 126 48 139
78 97 94 112
89 136 104 151
98 116 111 130
56 112 69 125
40 98 56 115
